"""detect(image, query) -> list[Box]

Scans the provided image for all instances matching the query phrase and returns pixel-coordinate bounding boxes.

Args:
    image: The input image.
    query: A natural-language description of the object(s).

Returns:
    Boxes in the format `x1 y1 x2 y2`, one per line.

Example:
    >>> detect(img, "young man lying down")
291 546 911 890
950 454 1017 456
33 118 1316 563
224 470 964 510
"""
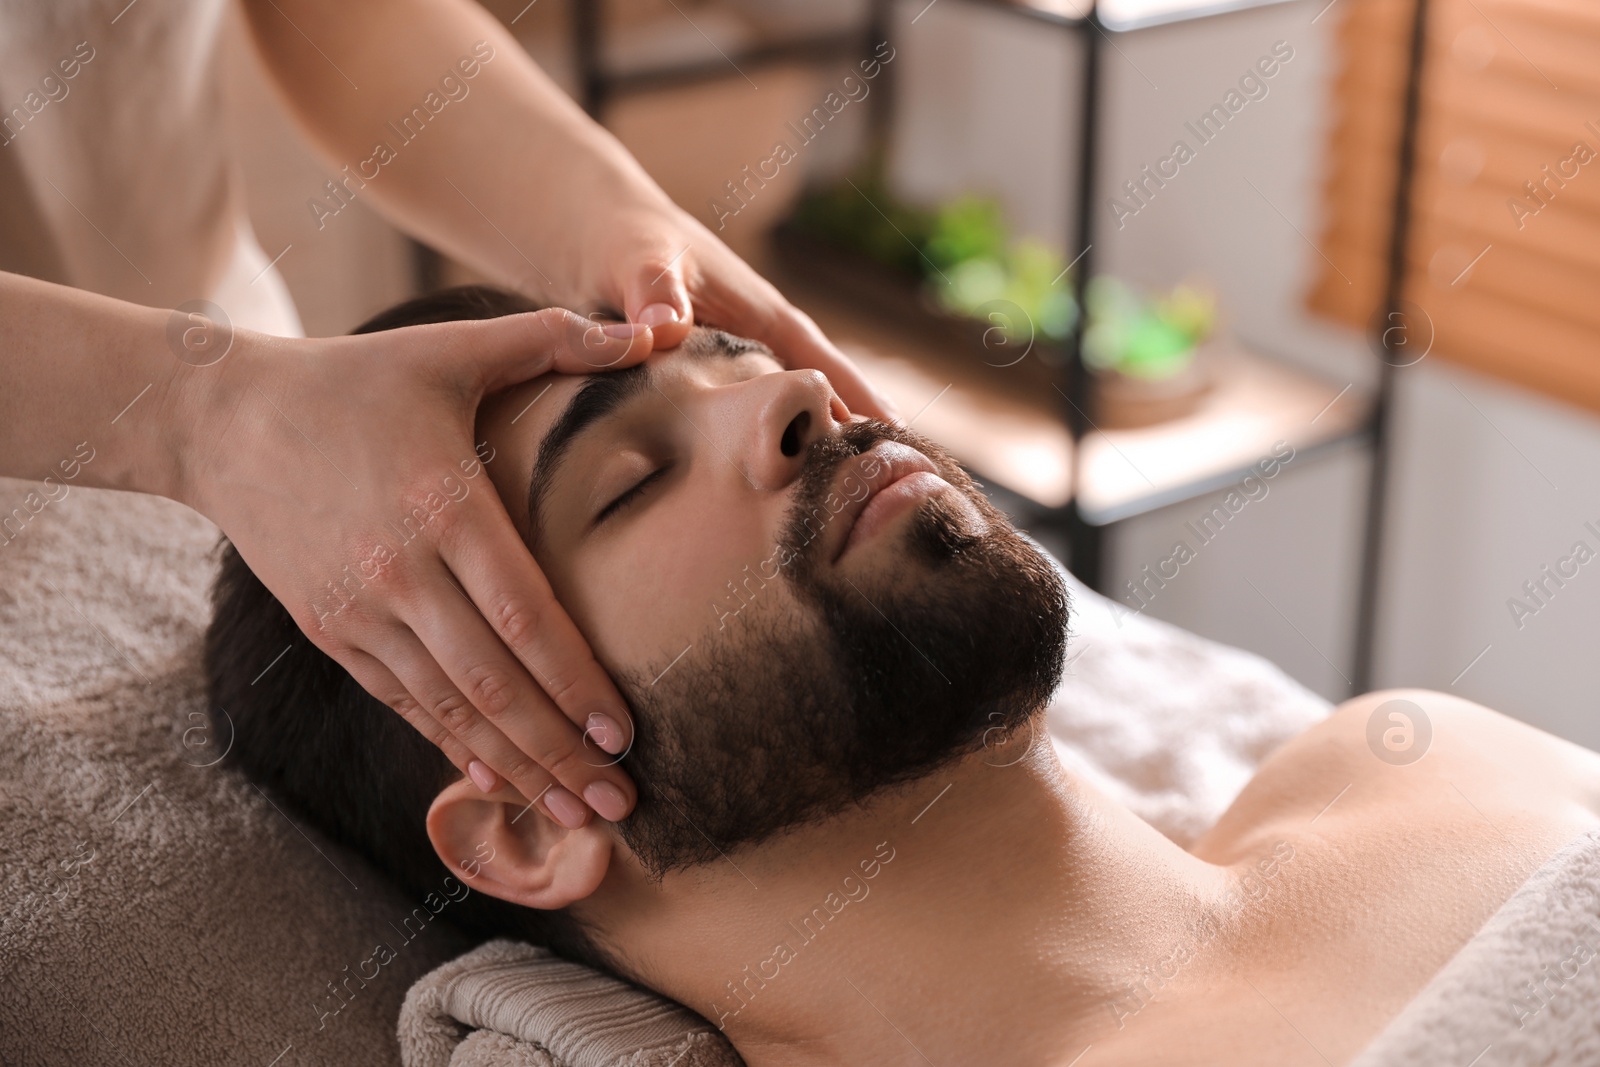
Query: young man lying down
205 286 1600 1067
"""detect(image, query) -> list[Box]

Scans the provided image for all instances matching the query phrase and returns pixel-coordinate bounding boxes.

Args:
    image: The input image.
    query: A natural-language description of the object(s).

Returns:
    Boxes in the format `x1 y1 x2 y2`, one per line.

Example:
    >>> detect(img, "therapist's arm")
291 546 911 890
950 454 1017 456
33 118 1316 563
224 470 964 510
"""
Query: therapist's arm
0 269 645 825
237 0 895 420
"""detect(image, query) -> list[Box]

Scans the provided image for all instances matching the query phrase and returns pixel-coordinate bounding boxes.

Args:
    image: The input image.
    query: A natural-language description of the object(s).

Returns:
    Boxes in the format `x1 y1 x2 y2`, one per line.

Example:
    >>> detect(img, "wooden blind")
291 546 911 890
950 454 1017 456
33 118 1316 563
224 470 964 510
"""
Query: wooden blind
1310 0 1600 413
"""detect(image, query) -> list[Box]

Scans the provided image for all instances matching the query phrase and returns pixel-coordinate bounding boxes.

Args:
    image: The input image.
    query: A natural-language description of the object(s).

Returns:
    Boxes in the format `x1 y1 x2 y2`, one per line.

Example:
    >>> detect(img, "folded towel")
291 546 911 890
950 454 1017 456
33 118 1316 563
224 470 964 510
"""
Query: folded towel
400 940 737 1067
1353 827 1600 1067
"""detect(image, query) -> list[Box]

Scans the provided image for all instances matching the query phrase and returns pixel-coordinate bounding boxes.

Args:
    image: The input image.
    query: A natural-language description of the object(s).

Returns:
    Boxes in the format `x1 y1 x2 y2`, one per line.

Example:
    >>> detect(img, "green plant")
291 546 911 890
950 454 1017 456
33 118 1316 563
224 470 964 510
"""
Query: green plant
788 171 1080 343
1082 277 1215 380
924 195 1008 270
931 238 1077 342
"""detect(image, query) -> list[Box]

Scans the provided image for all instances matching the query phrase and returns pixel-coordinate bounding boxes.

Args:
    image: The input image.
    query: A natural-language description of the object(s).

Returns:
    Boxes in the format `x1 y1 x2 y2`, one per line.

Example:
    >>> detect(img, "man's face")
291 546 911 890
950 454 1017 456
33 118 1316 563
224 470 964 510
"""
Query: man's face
478 328 1069 876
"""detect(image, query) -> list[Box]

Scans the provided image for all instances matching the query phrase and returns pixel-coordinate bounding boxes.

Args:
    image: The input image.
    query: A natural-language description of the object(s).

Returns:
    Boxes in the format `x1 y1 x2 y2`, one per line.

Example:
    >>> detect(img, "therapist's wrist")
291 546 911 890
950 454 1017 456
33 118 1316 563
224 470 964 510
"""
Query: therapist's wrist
161 324 281 518
79 300 226 507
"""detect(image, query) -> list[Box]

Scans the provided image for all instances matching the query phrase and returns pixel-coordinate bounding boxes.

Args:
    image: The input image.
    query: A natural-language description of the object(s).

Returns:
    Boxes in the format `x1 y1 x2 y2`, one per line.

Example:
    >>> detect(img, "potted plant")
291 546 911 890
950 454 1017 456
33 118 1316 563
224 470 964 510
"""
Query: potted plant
1081 277 1216 429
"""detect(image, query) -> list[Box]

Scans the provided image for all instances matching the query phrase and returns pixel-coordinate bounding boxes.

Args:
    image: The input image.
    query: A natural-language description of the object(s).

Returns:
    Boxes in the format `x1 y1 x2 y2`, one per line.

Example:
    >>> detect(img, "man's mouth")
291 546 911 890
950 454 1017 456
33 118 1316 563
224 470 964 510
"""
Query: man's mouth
829 442 949 562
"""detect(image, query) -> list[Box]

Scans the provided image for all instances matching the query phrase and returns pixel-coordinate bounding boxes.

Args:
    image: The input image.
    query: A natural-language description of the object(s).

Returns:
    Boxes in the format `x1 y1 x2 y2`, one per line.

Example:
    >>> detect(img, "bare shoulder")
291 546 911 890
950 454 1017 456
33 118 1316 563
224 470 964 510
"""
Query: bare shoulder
1196 688 1600 862
1322 688 1600 810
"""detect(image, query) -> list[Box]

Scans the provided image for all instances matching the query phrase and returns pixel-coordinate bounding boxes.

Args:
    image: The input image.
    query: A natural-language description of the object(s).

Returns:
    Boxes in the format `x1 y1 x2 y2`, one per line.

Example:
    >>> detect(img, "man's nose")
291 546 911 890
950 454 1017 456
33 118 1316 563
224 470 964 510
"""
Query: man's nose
728 368 848 491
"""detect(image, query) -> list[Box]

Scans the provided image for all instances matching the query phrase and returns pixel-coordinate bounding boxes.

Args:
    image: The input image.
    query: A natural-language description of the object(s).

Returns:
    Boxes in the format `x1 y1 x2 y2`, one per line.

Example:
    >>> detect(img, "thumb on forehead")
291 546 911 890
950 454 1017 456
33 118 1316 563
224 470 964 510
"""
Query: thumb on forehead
467 309 653 393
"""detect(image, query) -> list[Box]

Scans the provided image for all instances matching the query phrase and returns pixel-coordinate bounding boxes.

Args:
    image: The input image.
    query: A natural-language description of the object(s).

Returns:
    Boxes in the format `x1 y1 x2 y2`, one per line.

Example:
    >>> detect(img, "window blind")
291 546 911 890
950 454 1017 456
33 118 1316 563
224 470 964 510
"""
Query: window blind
1309 0 1600 413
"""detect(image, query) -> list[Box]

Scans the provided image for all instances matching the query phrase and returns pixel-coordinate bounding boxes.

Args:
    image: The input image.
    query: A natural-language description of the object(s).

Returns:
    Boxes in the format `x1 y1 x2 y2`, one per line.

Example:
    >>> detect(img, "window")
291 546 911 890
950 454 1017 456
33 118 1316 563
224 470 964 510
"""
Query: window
1310 0 1600 413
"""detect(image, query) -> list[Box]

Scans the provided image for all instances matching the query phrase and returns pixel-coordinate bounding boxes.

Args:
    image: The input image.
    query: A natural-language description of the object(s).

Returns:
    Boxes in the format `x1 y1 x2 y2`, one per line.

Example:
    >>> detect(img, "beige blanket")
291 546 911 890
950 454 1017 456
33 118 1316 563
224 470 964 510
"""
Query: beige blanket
0 480 468 1065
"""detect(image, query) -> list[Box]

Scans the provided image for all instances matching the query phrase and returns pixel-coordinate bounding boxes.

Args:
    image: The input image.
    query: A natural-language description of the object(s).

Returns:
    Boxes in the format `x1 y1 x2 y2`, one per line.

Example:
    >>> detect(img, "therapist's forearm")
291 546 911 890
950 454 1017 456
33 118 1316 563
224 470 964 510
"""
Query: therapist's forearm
240 0 669 307
0 271 223 502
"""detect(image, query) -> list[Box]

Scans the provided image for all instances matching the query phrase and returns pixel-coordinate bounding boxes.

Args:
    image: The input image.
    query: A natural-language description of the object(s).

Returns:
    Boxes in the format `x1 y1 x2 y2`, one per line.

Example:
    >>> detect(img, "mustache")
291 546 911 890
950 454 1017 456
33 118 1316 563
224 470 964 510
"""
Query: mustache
776 419 975 574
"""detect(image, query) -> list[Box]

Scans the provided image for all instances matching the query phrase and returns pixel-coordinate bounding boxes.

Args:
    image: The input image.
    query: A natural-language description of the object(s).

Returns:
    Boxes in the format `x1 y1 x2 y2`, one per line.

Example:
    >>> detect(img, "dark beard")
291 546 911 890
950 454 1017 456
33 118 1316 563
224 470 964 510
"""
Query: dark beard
614 420 1071 878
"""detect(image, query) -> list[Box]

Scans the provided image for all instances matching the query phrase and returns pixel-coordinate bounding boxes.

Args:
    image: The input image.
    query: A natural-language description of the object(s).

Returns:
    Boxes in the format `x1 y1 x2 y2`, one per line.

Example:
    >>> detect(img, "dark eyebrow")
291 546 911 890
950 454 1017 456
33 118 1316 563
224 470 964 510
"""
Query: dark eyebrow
526 362 653 543
522 331 774 542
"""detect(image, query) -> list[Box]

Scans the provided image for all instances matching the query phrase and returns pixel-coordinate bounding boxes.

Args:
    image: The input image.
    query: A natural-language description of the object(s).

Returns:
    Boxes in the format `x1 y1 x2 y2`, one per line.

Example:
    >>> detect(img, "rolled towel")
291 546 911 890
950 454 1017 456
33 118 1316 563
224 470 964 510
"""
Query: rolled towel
399 939 740 1067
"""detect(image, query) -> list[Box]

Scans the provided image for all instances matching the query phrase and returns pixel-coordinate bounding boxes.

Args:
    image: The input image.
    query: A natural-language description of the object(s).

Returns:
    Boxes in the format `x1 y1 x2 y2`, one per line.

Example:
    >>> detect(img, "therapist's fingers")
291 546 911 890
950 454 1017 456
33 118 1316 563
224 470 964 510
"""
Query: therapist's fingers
620 255 694 351
337 646 477 772
349 627 592 829
410 506 638 820
694 267 900 421
432 307 654 387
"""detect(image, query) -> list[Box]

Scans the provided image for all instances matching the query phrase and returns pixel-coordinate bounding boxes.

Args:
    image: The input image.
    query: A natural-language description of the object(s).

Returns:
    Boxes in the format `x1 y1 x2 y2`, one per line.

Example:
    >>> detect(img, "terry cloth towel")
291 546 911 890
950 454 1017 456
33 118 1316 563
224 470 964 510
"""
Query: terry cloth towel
0 480 471 1065
1353 828 1600 1067
399 560 1334 1067
1044 559 1333 847
399 940 736 1067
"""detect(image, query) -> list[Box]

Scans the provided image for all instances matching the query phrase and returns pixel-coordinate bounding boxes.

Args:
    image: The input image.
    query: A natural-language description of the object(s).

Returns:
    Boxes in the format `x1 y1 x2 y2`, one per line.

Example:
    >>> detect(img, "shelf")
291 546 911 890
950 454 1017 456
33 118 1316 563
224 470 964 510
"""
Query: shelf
1073 342 1368 523
553 2 873 104
769 263 1369 525
952 0 1302 31
597 28 867 97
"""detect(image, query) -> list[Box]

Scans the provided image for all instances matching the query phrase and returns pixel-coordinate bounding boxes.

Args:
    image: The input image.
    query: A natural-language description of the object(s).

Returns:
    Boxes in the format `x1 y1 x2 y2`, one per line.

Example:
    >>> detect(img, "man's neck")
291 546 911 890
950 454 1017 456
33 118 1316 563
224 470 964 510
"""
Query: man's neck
592 741 1247 1066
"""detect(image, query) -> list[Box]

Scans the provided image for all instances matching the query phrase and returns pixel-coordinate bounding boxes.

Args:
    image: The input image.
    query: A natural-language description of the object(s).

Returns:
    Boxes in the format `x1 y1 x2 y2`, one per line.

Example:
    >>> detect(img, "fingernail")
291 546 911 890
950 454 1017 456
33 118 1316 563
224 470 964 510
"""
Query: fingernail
638 303 680 328
543 786 590 829
602 322 646 339
467 760 498 793
584 781 630 822
585 711 627 754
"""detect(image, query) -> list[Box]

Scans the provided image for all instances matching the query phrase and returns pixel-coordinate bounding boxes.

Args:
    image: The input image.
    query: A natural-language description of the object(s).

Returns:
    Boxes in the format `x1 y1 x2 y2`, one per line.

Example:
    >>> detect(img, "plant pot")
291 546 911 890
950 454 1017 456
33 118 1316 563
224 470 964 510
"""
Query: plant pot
1091 352 1213 430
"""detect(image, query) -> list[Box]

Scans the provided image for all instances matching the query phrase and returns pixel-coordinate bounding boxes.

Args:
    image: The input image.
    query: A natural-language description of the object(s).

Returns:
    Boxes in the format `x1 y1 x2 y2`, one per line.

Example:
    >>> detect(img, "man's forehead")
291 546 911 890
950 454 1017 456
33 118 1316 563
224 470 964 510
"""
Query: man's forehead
517 327 779 455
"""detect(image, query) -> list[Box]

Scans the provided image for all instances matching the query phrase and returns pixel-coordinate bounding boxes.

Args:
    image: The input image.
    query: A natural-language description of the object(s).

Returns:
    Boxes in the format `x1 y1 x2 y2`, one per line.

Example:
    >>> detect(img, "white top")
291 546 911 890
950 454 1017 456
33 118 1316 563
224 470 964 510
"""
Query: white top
0 0 301 335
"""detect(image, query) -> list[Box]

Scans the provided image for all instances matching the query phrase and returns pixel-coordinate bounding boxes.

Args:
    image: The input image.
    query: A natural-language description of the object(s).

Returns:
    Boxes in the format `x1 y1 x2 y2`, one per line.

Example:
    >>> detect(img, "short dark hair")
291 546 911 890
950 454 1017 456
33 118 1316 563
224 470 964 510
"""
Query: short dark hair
202 286 608 970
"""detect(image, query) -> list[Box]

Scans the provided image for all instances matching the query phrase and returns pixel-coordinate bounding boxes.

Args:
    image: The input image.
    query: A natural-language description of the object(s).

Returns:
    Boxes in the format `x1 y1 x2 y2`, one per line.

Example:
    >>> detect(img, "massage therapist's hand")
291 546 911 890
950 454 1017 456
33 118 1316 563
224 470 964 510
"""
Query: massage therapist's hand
236 0 892 421
180 309 649 826
577 200 901 423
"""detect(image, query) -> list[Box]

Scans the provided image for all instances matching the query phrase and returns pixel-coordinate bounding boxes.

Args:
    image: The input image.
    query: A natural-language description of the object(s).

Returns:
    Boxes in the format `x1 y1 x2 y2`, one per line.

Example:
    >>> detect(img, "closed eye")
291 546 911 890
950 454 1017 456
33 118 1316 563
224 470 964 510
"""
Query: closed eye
595 465 670 525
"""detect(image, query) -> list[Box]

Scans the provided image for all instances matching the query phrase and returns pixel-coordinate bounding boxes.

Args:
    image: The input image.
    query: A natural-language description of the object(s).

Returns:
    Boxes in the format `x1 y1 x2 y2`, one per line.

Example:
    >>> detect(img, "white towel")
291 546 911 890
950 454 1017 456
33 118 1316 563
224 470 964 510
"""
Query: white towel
1353 828 1600 1067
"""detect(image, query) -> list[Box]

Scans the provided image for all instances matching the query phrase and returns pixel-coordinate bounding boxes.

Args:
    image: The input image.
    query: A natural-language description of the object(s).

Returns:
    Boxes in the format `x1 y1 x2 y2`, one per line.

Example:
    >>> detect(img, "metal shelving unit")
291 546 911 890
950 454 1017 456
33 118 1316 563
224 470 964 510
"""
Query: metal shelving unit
563 0 1417 688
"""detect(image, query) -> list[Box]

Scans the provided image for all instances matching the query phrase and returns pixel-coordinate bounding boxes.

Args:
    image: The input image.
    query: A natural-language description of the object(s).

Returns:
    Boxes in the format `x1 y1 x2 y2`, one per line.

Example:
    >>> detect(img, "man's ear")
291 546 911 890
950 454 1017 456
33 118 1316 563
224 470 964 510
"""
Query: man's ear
427 778 613 910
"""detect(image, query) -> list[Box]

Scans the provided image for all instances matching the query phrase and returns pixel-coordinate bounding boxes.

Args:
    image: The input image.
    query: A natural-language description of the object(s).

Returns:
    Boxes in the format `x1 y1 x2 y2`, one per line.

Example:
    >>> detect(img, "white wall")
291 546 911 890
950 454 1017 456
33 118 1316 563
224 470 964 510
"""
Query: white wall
886 0 1600 747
